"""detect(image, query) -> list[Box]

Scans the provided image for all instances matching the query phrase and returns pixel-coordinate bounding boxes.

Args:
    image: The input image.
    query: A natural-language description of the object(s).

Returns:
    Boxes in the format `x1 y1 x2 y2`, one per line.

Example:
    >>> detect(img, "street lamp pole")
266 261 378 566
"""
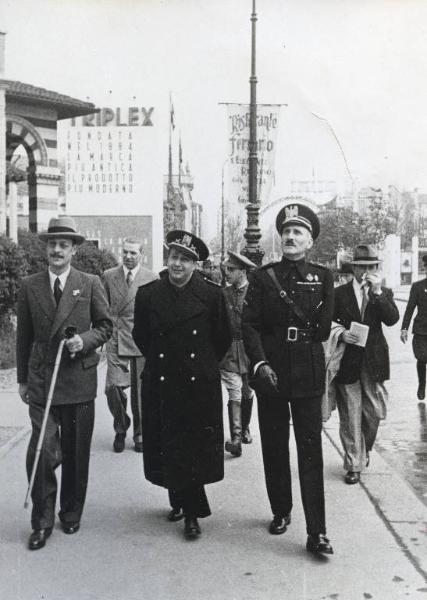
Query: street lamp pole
221 162 225 262
242 0 264 265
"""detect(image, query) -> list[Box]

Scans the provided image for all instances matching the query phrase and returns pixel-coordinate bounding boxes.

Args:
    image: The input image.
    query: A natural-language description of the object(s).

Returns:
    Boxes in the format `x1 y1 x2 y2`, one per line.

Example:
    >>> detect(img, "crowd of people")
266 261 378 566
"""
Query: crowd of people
17 201 425 557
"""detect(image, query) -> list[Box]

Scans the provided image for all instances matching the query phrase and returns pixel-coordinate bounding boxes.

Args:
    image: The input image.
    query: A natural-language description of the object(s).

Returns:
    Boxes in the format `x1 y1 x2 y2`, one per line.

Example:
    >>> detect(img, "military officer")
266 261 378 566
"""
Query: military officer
132 230 231 540
220 251 256 457
242 202 335 555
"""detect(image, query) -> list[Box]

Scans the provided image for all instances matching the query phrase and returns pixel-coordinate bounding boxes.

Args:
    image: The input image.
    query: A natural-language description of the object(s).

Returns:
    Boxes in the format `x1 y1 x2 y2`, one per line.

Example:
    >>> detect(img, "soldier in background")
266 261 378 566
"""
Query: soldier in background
220 251 256 457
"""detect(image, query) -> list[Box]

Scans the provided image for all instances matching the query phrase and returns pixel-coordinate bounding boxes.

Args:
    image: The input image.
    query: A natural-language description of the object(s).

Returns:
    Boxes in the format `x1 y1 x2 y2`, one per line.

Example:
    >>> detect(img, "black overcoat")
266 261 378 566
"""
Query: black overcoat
333 281 399 384
132 273 231 491
401 278 427 334
242 258 335 399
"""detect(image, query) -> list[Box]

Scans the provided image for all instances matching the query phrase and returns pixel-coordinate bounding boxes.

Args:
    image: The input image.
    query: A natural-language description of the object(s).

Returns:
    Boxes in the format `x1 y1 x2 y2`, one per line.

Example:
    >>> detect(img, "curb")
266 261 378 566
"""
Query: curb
324 420 427 583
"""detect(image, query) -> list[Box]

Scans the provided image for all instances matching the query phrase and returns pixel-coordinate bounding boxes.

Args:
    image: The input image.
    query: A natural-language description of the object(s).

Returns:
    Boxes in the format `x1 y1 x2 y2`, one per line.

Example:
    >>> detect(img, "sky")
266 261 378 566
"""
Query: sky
1 0 427 240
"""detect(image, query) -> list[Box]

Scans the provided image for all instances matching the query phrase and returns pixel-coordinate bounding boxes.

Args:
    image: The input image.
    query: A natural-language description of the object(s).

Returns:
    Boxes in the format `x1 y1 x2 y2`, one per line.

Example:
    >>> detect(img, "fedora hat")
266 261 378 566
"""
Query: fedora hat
38 216 85 245
166 229 209 261
350 244 382 265
275 202 320 240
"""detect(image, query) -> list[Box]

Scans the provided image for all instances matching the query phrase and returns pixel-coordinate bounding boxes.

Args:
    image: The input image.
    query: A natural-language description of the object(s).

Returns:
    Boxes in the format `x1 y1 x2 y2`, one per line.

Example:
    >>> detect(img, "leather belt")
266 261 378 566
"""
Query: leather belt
285 327 313 343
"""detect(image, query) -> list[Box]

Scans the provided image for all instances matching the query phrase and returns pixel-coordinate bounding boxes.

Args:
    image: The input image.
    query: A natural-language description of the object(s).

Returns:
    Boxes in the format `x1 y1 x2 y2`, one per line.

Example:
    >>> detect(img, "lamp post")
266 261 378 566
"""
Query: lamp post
242 0 264 265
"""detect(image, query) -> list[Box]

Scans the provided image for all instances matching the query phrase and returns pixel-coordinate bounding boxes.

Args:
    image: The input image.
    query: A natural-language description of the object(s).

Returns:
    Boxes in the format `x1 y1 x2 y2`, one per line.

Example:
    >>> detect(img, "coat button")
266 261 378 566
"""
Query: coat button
190 353 195 358
190 376 195 381
192 329 197 335
159 353 164 358
160 376 165 381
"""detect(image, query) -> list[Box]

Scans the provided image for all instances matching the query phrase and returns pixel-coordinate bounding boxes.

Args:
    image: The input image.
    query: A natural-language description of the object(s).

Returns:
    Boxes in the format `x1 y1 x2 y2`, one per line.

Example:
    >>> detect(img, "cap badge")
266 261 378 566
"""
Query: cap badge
314 274 319 282
306 273 314 282
285 205 299 218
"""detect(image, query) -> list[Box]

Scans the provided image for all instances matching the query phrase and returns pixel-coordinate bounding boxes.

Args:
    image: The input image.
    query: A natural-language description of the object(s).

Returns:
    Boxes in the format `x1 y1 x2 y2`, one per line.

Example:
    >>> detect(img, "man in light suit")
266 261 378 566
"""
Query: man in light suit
333 244 399 484
103 239 157 453
17 216 112 550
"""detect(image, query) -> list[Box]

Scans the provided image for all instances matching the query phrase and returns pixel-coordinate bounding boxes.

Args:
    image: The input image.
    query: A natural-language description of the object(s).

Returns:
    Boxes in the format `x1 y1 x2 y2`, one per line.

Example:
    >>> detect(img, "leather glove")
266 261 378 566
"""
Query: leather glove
256 364 279 396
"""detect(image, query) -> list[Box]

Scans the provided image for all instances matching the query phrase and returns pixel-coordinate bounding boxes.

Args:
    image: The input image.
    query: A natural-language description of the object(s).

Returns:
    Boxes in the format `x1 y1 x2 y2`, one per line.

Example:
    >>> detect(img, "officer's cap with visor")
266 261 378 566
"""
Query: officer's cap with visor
275 202 320 240
166 229 209 262
223 251 256 271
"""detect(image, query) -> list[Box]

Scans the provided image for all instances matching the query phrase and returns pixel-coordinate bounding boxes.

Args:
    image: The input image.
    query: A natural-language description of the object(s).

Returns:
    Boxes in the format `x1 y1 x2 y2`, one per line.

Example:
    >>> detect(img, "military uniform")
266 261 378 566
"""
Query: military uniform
132 268 231 518
243 256 334 535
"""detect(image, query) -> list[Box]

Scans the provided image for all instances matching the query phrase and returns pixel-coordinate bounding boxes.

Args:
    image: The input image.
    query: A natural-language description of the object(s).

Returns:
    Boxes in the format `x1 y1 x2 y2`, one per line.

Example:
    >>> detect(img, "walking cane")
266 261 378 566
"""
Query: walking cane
24 326 77 509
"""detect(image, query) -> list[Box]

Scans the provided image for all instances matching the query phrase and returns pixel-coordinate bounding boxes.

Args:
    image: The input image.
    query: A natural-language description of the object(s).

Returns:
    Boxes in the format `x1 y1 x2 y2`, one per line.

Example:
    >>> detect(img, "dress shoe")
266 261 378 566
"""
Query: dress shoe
269 514 291 535
28 528 52 550
134 441 143 453
225 439 242 457
113 433 125 453
345 471 360 484
417 386 425 401
167 507 185 522
184 516 201 540
61 521 80 534
306 533 334 555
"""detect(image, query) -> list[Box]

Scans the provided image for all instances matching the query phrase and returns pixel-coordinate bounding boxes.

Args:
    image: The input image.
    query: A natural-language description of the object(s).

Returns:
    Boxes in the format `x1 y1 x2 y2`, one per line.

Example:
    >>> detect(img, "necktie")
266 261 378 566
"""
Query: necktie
360 286 368 320
54 277 62 306
126 270 133 287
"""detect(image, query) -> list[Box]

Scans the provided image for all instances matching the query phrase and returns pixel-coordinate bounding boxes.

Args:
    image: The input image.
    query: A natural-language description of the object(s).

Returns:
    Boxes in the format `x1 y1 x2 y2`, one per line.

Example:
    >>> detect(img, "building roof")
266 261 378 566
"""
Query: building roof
0 79 99 120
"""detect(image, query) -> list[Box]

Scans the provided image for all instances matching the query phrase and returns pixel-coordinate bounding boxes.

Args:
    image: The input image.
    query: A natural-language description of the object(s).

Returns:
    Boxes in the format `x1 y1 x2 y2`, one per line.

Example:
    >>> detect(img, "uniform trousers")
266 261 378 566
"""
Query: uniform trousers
257 393 326 535
106 355 143 442
336 362 387 473
27 401 95 530
220 370 243 403
168 486 211 518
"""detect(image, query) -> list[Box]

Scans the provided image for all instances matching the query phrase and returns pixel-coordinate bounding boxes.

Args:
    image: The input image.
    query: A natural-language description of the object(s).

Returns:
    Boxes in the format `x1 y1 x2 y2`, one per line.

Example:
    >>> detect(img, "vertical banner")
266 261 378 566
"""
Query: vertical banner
225 104 281 206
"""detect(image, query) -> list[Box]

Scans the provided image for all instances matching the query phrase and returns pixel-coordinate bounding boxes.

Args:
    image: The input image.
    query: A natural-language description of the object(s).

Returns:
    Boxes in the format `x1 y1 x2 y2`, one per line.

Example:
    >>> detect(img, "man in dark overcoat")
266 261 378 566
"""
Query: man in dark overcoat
16 216 112 550
242 202 335 555
333 244 399 484
401 253 427 400
132 230 231 540
103 238 157 453
220 250 256 457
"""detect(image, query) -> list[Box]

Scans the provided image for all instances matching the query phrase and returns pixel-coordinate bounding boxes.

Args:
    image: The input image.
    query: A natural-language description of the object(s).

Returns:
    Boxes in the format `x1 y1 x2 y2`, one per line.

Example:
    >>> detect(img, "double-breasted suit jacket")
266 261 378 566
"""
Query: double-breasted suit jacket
333 281 399 384
103 265 158 357
242 258 335 399
132 273 231 491
17 267 113 406
402 278 427 334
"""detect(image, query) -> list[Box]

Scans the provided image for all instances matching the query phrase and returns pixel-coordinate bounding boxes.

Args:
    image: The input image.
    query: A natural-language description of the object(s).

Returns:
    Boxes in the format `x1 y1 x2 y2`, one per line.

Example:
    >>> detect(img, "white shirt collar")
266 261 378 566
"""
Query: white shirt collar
123 264 140 277
48 266 71 291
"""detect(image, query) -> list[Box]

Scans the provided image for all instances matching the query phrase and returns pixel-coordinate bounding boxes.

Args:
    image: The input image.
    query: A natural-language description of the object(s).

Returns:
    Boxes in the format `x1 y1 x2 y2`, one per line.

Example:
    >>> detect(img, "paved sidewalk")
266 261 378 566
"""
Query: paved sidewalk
1 365 427 599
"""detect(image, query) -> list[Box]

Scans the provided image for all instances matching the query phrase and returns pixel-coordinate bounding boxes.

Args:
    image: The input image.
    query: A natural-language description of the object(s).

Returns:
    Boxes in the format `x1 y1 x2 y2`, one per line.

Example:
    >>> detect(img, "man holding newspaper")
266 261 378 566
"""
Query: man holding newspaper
333 244 399 485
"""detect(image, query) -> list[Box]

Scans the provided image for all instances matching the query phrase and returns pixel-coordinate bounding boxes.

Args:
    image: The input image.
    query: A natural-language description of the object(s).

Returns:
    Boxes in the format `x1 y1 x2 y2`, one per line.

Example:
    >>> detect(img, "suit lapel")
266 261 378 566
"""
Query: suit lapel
50 267 85 339
116 266 154 313
344 281 362 321
30 271 56 322
110 267 128 307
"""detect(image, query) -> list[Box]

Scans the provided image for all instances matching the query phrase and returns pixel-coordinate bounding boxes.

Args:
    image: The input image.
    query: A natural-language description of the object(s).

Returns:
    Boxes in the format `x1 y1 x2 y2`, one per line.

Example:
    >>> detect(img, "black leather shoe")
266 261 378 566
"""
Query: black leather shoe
113 433 125 453
28 528 52 550
269 514 291 535
306 534 334 555
417 386 425 401
62 521 80 534
184 516 201 540
167 507 185 522
134 441 143 453
345 471 360 484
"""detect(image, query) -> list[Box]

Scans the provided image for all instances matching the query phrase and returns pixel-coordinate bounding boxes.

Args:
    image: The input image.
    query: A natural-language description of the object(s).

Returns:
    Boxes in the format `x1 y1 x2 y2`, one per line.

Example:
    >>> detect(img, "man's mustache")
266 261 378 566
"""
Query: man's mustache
285 241 296 246
49 253 64 258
